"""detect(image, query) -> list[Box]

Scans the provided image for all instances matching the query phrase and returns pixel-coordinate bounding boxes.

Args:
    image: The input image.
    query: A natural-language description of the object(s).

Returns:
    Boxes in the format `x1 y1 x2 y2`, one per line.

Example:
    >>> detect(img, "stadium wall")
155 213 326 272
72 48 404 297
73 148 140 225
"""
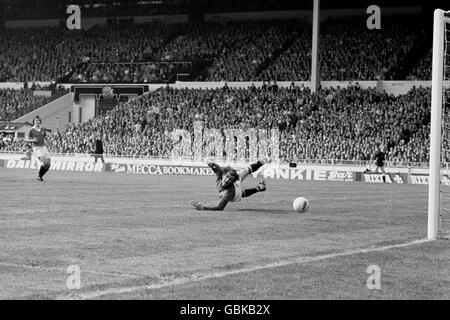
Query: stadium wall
59 81 444 97
13 93 74 131
2 81 445 97
159 81 435 96
73 95 96 123
0 153 447 186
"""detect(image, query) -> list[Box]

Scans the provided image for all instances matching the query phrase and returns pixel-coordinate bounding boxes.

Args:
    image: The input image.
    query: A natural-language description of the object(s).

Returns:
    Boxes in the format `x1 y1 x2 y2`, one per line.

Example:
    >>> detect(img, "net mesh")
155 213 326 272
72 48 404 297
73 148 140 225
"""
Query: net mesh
439 14 450 238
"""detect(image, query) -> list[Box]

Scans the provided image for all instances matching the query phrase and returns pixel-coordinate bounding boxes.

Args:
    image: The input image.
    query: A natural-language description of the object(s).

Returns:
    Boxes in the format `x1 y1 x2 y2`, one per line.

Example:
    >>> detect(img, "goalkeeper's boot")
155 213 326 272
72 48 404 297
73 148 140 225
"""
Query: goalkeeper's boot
258 179 266 192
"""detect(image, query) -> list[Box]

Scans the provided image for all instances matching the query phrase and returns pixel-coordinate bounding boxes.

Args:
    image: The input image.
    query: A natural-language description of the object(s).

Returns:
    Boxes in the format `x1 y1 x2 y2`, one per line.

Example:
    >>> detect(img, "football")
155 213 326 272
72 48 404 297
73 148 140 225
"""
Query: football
293 197 310 213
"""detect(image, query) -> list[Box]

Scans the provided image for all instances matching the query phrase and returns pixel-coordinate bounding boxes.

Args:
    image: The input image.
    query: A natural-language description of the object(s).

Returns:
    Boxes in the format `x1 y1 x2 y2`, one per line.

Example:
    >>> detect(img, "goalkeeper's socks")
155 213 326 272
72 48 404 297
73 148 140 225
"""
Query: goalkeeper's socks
242 188 259 198
248 160 265 173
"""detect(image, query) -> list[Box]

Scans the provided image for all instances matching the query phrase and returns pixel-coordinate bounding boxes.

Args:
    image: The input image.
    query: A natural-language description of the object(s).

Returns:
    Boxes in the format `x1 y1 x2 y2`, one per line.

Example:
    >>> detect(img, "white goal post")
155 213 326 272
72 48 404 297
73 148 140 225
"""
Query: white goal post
428 9 450 240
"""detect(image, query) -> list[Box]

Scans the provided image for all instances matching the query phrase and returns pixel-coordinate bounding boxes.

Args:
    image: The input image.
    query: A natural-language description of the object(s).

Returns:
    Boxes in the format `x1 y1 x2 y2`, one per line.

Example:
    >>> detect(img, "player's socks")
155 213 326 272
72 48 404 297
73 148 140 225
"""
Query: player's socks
38 165 45 178
382 175 386 183
242 188 259 197
41 168 49 177
39 163 50 178
248 160 265 173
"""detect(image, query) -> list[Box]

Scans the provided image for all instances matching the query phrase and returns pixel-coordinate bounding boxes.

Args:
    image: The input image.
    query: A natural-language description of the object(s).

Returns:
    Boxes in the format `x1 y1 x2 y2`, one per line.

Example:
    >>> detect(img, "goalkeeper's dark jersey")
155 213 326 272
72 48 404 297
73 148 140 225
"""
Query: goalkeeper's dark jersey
207 162 240 210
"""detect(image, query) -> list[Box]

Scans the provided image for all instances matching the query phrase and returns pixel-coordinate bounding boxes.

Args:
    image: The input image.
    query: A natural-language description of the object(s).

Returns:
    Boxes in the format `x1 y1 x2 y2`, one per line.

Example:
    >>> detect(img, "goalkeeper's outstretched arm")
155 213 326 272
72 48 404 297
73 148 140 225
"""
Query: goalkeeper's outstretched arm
191 198 229 211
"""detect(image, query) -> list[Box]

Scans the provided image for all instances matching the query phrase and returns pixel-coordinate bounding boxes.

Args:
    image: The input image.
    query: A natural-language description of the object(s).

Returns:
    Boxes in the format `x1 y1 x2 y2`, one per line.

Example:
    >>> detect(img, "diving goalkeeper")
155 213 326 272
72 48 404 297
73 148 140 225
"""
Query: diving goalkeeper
191 160 267 211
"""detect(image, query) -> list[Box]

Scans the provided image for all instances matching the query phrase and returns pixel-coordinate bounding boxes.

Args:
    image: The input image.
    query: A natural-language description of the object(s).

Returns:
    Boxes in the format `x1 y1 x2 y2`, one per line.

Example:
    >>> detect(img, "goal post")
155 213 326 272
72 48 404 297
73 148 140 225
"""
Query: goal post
428 9 450 240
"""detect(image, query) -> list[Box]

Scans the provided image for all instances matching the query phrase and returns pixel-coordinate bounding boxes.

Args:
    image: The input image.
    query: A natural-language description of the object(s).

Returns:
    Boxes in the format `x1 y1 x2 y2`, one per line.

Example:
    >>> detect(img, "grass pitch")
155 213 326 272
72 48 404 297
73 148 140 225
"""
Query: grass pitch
0 168 449 299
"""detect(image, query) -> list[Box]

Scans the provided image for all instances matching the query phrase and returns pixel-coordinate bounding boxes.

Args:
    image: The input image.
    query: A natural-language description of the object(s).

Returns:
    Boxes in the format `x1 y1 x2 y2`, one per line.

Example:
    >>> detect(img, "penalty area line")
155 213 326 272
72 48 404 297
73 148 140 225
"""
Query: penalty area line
73 238 429 300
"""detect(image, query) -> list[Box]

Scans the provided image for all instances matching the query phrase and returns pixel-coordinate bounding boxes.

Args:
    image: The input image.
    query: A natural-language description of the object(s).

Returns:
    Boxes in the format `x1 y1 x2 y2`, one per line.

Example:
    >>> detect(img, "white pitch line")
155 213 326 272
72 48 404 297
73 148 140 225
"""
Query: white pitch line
71 238 430 300
0 262 140 278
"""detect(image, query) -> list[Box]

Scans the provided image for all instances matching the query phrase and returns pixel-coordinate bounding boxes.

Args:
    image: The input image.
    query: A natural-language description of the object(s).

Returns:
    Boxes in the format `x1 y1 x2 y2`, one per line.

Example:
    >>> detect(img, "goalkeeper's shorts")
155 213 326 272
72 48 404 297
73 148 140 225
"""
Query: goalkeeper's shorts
231 181 243 202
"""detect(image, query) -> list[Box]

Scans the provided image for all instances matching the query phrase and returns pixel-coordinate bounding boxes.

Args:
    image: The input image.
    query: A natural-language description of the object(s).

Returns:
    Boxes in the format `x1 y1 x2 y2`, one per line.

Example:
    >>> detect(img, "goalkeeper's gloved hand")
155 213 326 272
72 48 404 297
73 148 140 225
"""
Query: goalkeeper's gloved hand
191 200 204 211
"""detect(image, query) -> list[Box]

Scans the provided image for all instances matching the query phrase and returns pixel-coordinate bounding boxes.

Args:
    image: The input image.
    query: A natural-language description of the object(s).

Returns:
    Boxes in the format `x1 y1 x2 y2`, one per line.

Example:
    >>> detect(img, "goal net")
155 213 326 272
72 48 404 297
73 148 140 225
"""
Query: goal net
429 9 450 240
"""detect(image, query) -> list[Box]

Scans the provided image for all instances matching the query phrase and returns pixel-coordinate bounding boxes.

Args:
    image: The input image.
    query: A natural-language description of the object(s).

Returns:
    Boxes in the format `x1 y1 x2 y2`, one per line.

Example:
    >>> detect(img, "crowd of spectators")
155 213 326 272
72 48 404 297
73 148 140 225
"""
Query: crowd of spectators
0 88 54 121
0 15 442 165
407 50 432 80
258 29 311 82
0 22 182 82
156 23 227 64
46 100 174 157
151 19 304 81
261 15 426 81
0 133 28 153
279 85 431 164
0 15 435 83
0 133 13 151
153 15 428 82
318 16 424 81
1 84 434 165
69 61 192 83
205 19 301 81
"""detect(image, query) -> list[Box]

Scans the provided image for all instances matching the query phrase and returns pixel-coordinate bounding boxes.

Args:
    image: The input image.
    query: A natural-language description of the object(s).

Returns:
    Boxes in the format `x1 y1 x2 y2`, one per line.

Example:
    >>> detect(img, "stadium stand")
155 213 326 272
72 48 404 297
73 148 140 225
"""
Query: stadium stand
0 13 437 165
407 49 432 80
0 85 432 165
280 85 431 165
0 22 184 82
260 15 426 81
0 87 67 122
204 19 303 81
0 15 432 83
69 61 192 83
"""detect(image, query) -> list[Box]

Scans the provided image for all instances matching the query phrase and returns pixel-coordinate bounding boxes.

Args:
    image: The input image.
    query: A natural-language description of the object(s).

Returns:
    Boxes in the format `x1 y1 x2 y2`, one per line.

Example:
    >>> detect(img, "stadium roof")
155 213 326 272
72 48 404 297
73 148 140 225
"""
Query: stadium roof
1 0 445 20
0 0 437 11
